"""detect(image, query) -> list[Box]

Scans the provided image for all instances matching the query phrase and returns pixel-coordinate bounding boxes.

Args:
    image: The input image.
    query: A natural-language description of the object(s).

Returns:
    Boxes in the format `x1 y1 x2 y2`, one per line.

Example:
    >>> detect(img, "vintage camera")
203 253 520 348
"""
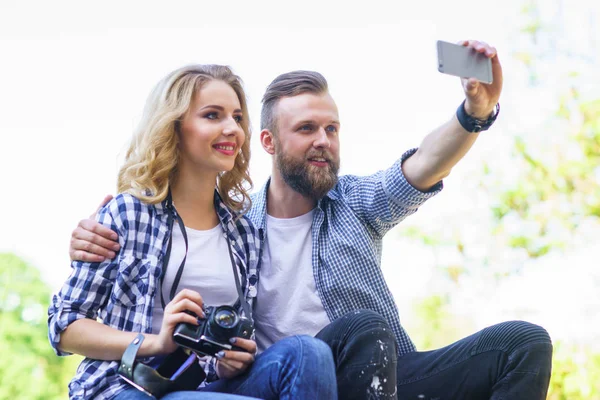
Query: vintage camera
173 305 254 357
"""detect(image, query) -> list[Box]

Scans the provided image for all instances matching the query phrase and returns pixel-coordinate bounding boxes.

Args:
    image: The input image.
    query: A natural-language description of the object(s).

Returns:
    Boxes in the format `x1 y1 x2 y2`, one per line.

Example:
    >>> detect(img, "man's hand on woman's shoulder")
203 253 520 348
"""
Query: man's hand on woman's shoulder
69 194 120 262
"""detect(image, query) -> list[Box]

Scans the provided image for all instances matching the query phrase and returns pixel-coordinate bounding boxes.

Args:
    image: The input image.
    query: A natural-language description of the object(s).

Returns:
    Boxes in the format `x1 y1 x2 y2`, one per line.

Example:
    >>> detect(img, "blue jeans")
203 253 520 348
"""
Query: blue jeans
317 310 553 400
202 335 337 399
114 388 254 400
115 335 337 400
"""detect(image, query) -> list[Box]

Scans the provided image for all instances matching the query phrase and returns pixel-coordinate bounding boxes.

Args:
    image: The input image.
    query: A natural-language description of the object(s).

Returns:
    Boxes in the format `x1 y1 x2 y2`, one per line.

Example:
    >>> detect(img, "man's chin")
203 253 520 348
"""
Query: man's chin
307 175 337 199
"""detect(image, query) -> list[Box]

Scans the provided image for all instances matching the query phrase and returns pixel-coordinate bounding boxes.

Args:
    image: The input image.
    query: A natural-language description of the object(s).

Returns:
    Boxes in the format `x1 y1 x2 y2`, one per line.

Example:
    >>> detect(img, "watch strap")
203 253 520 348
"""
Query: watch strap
456 100 500 133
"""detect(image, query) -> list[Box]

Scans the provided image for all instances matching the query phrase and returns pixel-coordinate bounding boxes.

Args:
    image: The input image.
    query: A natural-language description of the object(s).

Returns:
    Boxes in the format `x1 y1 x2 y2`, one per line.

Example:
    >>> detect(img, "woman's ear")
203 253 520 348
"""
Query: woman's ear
260 129 276 155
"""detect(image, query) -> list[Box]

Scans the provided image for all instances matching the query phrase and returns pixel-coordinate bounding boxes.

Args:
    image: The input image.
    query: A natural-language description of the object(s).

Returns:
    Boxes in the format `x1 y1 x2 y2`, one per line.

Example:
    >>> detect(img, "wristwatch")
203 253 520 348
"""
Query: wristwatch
456 100 500 133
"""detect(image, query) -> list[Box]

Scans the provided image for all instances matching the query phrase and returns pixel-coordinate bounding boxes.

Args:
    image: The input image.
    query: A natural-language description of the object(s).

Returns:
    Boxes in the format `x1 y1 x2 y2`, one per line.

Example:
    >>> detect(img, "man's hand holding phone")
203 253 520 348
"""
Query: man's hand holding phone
437 39 503 119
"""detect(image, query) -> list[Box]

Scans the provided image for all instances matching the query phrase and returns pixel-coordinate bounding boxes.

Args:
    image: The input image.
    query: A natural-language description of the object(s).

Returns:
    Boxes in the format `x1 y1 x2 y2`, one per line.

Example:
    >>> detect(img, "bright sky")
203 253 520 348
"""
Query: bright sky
1 0 598 343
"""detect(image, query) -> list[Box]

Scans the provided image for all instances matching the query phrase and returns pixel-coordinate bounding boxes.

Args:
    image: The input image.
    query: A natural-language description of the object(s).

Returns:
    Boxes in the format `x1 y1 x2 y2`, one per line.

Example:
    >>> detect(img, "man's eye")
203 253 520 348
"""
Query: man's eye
299 125 313 131
326 125 338 133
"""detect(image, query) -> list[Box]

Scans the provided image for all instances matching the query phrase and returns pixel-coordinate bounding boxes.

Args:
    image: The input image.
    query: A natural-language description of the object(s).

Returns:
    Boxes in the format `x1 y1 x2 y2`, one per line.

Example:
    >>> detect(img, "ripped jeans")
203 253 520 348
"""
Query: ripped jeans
316 310 399 399
316 310 553 400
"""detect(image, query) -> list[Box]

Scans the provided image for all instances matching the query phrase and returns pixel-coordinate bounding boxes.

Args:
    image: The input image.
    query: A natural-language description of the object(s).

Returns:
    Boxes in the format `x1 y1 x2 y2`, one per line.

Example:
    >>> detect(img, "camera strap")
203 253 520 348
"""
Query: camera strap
119 333 206 398
160 190 252 320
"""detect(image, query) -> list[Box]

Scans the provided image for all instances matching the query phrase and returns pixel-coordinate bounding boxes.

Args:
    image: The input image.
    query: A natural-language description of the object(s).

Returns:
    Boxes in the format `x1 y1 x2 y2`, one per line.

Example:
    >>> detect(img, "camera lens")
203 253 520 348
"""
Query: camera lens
214 308 238 328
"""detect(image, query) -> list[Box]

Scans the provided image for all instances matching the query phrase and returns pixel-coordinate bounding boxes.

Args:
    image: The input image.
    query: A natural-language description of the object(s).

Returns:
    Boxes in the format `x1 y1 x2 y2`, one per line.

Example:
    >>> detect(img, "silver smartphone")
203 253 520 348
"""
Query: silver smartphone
436 40 493 84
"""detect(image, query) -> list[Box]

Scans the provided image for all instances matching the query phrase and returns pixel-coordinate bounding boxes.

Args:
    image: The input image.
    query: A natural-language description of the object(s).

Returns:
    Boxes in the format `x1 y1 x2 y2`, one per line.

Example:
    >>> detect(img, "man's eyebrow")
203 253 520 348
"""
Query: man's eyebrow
293 119 340 126
199 104 242 113
293 119 315 126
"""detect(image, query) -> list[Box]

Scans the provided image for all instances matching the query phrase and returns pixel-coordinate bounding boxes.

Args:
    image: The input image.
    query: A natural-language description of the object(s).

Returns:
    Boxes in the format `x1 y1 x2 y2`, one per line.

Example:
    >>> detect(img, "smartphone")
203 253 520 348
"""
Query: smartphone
436 40 493 84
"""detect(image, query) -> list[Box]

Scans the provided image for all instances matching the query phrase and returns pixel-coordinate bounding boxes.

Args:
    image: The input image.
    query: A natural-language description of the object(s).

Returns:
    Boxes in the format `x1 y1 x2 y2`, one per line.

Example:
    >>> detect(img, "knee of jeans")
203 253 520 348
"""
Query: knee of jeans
342 309 391 332
278 335 335 366
479 320 552 354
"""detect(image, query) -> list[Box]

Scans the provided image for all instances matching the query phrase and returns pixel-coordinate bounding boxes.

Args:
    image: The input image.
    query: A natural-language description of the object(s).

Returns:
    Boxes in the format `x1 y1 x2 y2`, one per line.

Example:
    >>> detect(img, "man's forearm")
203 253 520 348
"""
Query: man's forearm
401 114 480 192
401 40 502 192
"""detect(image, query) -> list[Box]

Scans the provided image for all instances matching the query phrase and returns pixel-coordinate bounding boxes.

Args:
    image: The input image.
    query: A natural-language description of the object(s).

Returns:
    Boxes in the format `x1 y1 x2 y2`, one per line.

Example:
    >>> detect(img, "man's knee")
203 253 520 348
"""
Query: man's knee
332 310 397 362
338 309 394 335
478 320 552 354
330 311 398 399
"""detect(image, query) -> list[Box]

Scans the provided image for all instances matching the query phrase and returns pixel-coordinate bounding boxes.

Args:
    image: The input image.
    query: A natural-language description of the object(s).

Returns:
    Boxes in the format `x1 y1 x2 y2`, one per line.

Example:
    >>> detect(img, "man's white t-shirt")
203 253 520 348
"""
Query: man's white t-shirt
152 223 239 334
254 209 330 352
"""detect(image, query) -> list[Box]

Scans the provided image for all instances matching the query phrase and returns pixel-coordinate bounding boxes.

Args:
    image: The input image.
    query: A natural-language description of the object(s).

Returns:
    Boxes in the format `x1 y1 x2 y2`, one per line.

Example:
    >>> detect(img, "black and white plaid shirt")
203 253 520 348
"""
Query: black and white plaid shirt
48 192 261 400
248 148 442 355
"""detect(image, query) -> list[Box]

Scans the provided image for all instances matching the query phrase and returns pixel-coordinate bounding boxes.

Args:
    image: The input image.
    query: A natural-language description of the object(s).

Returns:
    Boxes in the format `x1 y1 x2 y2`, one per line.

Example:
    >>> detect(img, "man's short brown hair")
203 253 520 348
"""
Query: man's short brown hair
260 70 329 134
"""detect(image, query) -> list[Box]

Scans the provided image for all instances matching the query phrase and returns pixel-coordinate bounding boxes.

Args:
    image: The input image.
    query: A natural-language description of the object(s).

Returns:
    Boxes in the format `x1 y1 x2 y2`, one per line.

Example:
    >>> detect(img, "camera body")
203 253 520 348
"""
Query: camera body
173 305 254 357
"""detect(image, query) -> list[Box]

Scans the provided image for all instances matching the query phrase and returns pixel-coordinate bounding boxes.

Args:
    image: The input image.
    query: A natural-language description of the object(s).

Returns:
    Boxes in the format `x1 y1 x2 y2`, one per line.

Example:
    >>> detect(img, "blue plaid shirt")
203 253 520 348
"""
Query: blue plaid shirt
247 148 442 355
48 192 261 400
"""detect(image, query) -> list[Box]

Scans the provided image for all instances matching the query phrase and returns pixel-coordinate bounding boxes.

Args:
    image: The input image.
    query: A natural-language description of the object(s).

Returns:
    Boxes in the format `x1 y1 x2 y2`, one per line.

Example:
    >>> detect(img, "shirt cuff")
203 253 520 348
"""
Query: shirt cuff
48 300 73 356
205 357 219 383
383 148 443 209
47 296 90 356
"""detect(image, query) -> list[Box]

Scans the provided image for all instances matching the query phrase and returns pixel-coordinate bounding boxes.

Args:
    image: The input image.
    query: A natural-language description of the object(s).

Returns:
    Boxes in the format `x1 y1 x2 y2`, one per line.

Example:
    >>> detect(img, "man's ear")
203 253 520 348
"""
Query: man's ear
260 129 276 155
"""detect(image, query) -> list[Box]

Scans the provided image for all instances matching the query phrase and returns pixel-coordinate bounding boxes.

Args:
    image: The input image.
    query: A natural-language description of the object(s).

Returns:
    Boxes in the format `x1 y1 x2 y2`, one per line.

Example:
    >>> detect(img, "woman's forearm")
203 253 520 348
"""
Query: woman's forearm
58 318 161 360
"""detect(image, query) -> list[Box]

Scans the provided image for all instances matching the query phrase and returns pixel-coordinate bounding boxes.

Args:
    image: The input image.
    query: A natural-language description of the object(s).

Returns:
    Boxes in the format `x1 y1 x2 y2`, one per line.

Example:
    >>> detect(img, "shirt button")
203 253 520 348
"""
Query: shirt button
248 286 257 297
249 275 258 285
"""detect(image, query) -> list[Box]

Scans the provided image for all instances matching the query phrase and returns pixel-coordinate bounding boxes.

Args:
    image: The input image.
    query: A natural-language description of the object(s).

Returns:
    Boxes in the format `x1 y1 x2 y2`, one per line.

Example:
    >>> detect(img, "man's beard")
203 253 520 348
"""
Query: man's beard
275 148 340 200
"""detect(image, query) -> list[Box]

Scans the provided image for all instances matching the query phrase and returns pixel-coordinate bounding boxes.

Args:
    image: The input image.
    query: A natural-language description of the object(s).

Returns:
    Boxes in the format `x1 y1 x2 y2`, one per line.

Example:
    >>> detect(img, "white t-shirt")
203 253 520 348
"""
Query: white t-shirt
254 209 330 352
152 223 239 334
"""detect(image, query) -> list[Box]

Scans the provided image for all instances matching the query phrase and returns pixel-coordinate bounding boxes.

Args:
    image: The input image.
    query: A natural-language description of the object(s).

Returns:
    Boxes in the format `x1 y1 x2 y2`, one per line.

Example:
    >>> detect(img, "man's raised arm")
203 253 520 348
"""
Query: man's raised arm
69 194 120 262
402 40 503 191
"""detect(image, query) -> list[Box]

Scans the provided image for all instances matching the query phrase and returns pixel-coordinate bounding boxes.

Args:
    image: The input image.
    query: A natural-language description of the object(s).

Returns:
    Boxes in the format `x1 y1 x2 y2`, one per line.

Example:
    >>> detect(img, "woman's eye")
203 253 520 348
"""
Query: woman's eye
234 115 243 123
205 112 218 120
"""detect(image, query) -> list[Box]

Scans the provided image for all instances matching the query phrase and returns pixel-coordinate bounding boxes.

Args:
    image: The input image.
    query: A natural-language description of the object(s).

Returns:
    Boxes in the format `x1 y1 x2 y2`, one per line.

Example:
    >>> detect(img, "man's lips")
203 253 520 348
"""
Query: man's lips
213 142 237 156
307 156 329 167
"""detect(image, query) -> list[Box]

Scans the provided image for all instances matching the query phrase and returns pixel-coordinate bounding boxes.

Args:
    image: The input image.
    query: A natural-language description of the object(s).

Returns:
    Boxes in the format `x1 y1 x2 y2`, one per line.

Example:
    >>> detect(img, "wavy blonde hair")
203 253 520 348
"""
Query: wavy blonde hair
117 64 252 213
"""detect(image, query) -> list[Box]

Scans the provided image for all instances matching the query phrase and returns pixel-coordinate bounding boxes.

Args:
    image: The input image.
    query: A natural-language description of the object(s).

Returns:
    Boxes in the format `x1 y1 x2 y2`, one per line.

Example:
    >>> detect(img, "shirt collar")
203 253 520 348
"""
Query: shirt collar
250 178 271 231
213 189 238 229
250 177 338 229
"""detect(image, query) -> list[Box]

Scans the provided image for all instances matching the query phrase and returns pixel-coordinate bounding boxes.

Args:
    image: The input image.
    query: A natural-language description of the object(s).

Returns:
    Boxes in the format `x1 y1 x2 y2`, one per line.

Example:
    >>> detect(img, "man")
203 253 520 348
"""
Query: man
68 40 552 399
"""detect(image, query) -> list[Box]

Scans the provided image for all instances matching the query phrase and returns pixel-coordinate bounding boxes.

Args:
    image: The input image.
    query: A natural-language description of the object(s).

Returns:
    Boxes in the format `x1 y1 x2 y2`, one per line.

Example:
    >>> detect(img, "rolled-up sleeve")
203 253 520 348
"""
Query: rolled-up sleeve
48 201 123 356
337 148 443 237
383 148 443 208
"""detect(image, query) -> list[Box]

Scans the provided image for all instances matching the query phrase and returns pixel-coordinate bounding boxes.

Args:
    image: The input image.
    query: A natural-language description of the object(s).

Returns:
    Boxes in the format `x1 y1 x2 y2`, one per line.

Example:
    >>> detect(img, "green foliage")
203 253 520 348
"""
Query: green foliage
410 295 470 351
548 342 600 400
0 253 80 400
490 95 600 258
489 1 600 258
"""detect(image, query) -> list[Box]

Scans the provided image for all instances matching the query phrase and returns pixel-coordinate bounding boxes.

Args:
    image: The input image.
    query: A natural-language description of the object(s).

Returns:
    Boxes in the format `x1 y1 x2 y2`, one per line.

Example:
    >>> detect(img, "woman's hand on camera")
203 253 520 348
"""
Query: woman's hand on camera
154 289 205 355
215 337 257 379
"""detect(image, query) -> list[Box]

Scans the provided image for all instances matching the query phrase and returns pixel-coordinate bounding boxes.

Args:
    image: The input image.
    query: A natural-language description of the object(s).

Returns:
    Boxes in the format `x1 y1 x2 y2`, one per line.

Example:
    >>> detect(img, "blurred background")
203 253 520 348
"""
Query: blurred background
1 0 598 398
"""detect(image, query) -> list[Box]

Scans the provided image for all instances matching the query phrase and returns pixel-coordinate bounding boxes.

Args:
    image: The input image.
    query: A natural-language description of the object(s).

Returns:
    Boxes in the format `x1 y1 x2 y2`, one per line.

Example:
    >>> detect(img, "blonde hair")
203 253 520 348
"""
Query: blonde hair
117 64 252 213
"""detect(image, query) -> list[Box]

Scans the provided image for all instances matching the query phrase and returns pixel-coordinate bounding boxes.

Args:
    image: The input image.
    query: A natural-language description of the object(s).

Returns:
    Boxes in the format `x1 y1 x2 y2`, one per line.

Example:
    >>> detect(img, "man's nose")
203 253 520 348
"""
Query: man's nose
313 127 330 148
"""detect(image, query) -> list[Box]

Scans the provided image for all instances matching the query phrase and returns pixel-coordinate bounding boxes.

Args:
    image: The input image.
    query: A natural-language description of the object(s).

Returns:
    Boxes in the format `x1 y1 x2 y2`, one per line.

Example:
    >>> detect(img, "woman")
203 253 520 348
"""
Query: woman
48 65 337 400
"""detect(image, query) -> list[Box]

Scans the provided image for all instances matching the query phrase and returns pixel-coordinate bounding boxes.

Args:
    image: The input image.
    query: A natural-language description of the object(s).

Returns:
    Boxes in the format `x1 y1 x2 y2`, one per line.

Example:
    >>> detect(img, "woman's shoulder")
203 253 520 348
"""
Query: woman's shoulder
99 193 164 226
